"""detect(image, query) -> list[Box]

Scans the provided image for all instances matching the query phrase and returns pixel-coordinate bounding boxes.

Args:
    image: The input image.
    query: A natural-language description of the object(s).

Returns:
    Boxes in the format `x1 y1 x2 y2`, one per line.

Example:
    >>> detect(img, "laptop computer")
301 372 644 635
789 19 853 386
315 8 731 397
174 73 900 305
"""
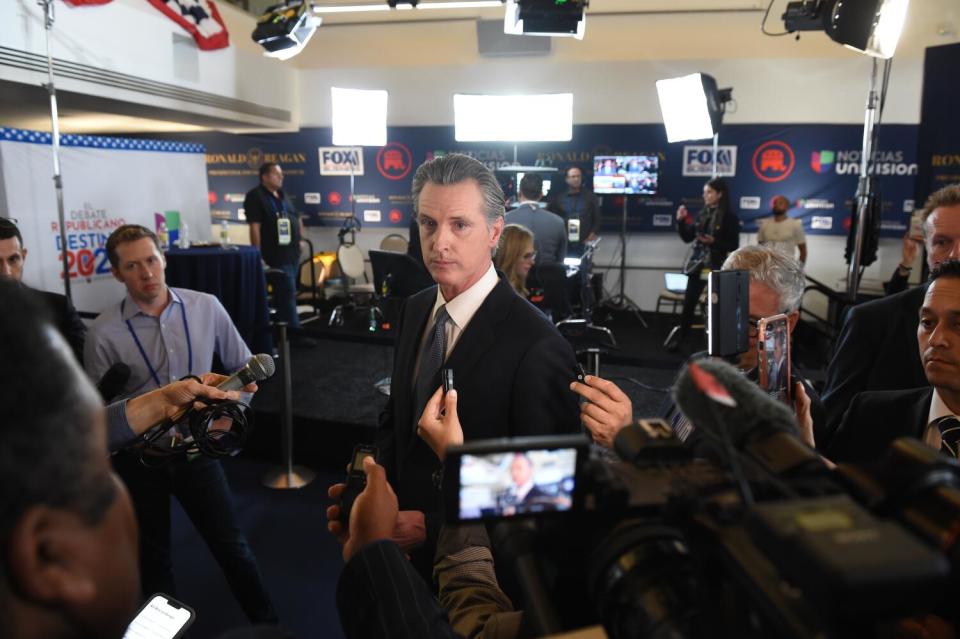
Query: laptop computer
664 272 689 293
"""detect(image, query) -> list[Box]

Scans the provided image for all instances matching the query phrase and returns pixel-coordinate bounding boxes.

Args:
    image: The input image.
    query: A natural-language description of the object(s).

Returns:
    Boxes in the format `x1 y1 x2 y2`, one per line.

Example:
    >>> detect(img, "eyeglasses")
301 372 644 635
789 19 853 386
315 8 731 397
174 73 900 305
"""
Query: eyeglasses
522 251 537 261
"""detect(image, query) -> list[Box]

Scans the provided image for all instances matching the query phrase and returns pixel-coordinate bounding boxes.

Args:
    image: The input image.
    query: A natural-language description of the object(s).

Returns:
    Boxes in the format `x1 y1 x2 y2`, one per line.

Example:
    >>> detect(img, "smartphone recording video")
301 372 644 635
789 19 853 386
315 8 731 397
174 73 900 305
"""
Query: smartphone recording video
757 314 791 404
443 435 588 524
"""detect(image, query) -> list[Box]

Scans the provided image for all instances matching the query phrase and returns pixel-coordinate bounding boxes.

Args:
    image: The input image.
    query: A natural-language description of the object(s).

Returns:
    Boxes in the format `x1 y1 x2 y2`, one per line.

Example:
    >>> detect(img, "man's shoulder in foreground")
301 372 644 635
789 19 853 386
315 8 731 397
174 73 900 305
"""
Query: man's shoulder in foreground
848 282 925 321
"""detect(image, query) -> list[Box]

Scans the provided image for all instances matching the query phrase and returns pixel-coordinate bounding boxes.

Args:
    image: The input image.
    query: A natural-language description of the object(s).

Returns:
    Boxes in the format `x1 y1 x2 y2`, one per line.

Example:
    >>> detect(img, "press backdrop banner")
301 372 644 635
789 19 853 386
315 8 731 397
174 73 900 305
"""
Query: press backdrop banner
0 127 211 313
172 122 919 238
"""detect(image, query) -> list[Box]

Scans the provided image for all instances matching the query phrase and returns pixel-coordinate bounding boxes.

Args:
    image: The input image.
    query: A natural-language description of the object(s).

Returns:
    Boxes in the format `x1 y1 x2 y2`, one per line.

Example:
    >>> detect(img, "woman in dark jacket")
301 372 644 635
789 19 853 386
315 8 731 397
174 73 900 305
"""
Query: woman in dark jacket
666 177 740 352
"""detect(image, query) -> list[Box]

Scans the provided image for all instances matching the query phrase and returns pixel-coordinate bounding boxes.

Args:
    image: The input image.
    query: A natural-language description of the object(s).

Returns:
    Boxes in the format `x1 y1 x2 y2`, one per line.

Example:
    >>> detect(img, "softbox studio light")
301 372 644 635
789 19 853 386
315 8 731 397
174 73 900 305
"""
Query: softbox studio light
252 1 321 61
655 73 732 143
782 0 910 59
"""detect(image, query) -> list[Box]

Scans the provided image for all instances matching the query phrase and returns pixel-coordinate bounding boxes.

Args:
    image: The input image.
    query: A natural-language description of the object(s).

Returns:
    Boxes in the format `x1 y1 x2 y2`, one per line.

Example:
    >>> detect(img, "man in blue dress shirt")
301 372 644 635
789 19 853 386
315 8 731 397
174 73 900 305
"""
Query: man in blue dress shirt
84 224 277 624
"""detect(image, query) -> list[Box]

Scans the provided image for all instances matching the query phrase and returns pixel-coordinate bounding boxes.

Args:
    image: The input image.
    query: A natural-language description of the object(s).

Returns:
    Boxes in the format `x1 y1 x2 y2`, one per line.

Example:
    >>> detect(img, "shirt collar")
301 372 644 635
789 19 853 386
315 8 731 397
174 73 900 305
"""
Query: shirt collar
121 287 180 321
928 388 958 427
431 263 498 330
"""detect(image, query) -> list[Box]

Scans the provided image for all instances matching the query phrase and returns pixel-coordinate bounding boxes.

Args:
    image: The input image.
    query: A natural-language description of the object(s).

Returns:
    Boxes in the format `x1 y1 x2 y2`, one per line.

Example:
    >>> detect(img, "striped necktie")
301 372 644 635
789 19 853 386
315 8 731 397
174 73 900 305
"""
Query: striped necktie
413 305 450 428
936 416 960 459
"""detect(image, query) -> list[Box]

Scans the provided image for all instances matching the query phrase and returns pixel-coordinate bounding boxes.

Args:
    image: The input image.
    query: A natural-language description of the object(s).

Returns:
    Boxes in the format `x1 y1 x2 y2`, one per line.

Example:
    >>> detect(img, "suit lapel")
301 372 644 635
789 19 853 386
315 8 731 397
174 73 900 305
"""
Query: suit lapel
443 276 514 381
396 289 436 457
908 387 934 439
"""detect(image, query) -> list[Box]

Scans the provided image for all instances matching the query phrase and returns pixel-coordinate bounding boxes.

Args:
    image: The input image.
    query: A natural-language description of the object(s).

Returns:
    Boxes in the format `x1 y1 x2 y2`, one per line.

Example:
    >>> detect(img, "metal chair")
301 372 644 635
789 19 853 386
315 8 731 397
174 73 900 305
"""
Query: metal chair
556 318 618 377
327 243 377 327
379 233 409 253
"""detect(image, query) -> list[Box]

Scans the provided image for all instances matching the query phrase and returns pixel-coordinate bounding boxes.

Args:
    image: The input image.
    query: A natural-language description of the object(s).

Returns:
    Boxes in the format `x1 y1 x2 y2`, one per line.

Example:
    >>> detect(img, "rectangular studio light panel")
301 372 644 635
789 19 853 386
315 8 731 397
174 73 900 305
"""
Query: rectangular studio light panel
331 87 388 147
453 93 573 142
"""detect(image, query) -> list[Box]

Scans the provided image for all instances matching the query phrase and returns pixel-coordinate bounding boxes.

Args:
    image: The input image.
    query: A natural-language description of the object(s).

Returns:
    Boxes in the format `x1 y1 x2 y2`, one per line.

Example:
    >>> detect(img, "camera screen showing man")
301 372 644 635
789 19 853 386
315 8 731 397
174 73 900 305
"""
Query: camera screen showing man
458 450 576 520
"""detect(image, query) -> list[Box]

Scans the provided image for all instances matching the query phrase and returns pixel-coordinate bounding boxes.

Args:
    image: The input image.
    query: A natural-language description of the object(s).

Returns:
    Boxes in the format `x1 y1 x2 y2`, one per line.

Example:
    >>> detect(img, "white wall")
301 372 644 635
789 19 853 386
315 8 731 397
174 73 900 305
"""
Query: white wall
0 0 298 128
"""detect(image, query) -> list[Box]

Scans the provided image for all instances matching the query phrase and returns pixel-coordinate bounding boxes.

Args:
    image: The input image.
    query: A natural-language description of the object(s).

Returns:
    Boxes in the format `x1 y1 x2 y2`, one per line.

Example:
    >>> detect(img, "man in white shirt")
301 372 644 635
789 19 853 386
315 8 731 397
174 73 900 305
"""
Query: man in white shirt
757 195 807 264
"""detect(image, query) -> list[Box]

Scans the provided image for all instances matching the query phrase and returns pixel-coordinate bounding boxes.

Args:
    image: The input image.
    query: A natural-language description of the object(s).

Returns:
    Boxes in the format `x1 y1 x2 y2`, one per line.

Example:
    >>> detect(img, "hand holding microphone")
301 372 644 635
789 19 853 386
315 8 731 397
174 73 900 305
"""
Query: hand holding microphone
125 354 275 439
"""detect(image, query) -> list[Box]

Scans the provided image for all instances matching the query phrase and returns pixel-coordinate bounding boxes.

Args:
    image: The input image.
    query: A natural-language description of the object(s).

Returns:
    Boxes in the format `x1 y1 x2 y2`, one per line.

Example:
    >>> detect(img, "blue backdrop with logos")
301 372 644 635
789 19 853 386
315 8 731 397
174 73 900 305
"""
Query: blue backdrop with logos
177 122 919 238
915 42 960 203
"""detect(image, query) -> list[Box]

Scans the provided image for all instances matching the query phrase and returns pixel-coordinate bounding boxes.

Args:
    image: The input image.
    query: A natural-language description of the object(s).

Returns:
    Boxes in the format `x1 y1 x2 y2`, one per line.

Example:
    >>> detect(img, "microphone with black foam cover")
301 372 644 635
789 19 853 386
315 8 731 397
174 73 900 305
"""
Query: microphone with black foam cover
216 353 276 391
97 362 131 403
673 358 823 477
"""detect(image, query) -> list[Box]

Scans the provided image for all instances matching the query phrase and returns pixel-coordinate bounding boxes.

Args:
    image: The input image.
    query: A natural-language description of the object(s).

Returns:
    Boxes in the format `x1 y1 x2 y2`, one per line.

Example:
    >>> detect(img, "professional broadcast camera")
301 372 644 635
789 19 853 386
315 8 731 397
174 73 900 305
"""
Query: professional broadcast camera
443 358 960 638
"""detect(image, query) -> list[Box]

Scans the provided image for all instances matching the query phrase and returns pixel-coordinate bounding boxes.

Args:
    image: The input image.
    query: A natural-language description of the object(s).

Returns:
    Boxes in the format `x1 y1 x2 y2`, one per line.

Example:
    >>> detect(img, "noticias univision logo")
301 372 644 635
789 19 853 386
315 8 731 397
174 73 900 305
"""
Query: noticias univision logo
811 150 835 174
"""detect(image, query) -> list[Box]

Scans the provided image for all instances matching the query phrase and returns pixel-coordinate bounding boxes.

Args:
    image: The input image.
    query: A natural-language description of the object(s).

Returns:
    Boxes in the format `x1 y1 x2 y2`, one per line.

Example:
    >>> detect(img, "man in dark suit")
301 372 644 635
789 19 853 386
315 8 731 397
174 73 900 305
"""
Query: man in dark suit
370 153 581 576
822 184 960 446
0 217 85 362
827 259 960 463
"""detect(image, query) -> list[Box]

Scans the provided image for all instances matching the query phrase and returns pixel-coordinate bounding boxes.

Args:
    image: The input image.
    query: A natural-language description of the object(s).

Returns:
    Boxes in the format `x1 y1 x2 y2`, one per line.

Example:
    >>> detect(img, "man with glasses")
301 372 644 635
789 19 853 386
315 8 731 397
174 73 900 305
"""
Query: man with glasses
571 245 824 449
0 217 86 362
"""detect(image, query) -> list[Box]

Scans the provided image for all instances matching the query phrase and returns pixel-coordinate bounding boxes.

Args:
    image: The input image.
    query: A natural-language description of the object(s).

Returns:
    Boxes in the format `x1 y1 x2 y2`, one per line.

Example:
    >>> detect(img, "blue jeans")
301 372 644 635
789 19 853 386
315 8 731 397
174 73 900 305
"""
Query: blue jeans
113 453 278 624
271 263 300 329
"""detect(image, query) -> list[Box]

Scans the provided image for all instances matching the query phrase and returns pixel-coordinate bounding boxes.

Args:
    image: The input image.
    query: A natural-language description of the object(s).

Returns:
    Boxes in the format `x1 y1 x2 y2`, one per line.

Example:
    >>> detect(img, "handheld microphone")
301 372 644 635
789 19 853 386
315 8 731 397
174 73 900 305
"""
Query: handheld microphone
215 353 276 392
162 354 276 427
97 362 131 402
673 358 822 477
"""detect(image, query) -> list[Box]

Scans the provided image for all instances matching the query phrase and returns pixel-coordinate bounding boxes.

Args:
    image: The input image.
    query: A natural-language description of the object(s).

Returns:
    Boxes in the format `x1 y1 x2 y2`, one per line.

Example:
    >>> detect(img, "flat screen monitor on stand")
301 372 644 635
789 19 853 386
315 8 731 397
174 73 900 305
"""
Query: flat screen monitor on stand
592 154 660 326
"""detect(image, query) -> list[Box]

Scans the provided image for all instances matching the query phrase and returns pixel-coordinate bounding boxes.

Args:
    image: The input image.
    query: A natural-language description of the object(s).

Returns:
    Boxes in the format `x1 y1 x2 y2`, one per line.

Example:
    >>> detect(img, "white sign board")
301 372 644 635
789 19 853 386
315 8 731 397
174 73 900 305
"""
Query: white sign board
0 128 211 313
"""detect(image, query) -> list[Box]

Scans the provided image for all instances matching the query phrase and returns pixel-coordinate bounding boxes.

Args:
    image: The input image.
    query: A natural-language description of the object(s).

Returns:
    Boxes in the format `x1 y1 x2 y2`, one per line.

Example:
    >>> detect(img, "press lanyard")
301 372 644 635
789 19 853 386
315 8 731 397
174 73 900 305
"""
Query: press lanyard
269 190 287 220
567 192 581 217
122 294 193 389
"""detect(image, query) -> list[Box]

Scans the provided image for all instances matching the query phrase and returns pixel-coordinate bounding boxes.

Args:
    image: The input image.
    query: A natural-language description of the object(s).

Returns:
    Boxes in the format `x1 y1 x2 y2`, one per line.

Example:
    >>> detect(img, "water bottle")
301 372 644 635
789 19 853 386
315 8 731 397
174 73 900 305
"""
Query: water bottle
220 220 230 247
157 221 169 250
178 220 190 249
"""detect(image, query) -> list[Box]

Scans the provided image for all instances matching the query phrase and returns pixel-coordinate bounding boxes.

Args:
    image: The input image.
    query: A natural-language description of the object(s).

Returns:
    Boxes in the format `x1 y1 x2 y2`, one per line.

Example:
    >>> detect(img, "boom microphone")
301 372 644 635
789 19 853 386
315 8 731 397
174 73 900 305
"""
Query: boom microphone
673 358 823 476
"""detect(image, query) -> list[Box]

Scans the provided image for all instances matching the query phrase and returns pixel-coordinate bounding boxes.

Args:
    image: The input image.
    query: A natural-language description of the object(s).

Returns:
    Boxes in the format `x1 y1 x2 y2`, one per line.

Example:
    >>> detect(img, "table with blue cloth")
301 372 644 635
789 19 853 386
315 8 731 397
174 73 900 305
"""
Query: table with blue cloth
164 245 274 355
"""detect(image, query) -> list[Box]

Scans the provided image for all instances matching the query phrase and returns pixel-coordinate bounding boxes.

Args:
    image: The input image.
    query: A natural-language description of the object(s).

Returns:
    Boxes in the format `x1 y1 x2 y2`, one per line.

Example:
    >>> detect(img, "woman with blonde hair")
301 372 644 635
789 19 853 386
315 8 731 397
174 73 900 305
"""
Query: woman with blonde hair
495 224 536 296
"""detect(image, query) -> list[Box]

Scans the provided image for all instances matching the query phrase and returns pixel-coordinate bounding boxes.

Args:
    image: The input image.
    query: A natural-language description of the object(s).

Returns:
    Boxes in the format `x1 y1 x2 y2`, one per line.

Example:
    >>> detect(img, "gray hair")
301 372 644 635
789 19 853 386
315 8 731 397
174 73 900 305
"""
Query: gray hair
722 244 805 312
411 153 505 227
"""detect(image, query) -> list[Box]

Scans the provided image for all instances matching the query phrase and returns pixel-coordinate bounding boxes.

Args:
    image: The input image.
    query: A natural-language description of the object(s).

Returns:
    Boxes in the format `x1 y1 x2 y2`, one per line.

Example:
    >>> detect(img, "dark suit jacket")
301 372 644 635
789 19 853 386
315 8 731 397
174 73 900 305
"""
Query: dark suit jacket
337 540 458 639
32 288 86 364
826 387 932 464
376 275 581 566
821 285 927 446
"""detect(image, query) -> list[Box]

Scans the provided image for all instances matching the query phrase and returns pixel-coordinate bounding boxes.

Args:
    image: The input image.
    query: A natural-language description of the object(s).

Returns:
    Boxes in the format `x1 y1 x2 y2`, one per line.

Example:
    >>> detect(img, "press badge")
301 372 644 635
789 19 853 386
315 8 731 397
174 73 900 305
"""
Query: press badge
567 218 581 242
277 217 292 246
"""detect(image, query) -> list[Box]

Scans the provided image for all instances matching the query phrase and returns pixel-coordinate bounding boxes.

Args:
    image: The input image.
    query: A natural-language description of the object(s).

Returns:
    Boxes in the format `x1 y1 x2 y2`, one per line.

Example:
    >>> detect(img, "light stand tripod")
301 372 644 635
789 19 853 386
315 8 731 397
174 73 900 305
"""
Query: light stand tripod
603 195 648 328
846 57 890 301
40 0 71 302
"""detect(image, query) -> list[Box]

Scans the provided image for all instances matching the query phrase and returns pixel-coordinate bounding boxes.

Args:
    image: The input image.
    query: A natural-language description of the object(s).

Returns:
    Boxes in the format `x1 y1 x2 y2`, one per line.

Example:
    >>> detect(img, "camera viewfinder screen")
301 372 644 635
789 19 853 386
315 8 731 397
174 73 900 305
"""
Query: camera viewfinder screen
592 155 659 195
458 448 577 520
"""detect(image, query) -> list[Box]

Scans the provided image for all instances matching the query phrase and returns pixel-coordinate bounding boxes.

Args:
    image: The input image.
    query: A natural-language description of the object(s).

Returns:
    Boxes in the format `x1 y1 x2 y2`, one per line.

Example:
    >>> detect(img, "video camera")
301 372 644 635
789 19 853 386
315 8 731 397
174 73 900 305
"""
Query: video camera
442 358 960 638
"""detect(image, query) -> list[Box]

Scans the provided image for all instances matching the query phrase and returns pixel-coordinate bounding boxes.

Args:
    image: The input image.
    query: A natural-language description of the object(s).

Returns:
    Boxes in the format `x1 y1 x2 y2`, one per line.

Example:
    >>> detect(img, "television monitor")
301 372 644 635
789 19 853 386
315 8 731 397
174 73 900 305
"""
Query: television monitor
592 155 659 195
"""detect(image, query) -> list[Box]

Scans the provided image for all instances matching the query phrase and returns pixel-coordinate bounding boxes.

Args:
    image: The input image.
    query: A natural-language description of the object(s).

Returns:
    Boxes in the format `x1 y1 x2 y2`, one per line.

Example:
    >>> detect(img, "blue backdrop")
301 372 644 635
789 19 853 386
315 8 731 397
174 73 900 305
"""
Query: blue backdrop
176 122 919 238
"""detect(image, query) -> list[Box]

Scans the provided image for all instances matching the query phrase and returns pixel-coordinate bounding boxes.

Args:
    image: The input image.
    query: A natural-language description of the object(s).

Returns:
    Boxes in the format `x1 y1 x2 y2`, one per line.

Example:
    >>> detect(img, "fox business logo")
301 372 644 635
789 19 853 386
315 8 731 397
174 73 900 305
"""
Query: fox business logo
319 147 364 176
682 145 737 177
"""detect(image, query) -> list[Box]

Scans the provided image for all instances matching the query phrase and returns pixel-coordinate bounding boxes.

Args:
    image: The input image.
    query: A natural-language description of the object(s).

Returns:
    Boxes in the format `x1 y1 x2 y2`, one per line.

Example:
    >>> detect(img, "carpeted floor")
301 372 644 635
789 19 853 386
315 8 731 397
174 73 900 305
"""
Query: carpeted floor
166 310 707 638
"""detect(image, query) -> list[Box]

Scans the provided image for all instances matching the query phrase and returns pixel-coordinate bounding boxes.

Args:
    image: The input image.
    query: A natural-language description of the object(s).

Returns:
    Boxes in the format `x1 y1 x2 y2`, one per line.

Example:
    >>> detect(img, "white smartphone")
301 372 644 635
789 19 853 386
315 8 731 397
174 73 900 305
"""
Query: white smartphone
123 593 195 639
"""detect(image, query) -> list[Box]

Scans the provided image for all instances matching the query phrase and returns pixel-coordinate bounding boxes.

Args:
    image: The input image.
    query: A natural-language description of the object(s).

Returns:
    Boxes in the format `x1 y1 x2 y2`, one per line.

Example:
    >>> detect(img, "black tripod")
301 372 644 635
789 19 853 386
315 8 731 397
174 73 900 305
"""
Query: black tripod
602 195 648 328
